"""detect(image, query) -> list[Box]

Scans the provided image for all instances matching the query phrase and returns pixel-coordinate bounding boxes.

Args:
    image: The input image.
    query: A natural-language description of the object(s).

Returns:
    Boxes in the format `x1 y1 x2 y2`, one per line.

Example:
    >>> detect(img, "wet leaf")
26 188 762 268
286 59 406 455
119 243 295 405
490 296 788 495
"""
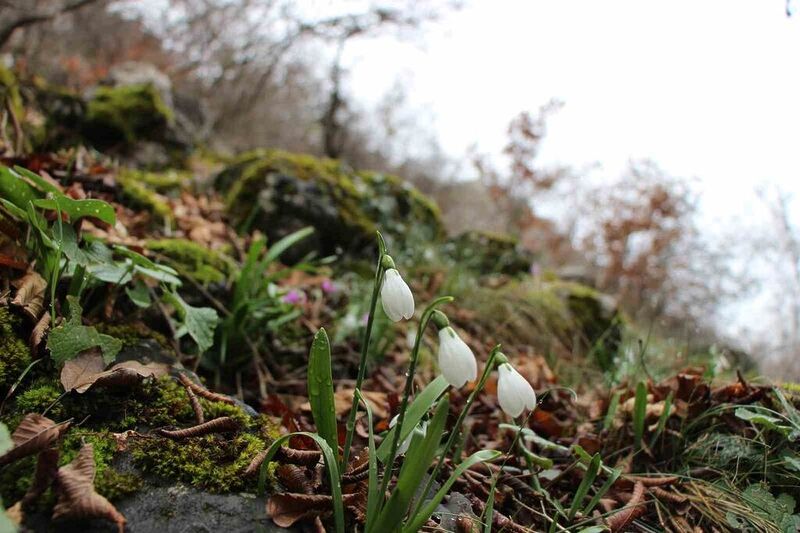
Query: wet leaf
60 352 168 393
52 443 126 533
32 196 116 226
0 414 70 466
11 271 46 321
22 448 59 507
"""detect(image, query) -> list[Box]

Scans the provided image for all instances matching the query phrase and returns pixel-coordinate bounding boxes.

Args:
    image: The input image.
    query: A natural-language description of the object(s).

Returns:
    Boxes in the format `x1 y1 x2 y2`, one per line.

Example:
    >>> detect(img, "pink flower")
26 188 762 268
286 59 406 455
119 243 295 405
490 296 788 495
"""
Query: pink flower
321 279 336 294
282 289 306 305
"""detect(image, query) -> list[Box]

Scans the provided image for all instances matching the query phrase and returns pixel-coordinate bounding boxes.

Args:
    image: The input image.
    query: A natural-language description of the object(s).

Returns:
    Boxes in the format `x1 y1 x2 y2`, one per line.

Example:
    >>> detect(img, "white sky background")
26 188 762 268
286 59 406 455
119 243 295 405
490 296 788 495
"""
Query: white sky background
337 0 800 353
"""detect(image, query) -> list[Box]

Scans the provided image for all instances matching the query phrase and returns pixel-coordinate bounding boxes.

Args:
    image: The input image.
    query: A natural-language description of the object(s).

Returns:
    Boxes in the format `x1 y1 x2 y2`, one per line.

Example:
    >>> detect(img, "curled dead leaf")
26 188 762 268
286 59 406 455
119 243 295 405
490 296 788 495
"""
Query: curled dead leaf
30 311 51 349
22 448 60 507
267 492 359 528
11 271 47 321
606 481 647 532
60 351 169 393
156 416 240 439
0 414 71 466
52 443 126 533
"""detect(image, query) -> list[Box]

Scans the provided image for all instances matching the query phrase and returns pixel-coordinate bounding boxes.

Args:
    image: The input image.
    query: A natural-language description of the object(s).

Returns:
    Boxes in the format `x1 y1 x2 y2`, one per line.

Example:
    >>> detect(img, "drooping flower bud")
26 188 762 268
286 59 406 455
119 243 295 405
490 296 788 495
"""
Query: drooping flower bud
437 327 477 388
497 363 537 418
380 268 414 322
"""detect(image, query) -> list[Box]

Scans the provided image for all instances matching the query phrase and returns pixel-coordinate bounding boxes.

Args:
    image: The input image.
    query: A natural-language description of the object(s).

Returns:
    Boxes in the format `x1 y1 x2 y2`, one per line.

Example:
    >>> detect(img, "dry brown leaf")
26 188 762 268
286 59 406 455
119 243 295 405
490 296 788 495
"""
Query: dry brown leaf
22 448 60 507
11 271 46 321
301 389 388 419
0 414 71 466
267 492 358 528
60 352 169 393
52 443 126 533
30 311 51 349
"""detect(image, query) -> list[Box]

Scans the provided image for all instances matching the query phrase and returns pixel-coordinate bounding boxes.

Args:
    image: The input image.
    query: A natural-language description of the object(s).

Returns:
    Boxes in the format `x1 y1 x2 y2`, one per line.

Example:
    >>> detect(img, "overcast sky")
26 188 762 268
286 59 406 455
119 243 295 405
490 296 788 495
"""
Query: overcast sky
344 0 800 223
338 1 800 353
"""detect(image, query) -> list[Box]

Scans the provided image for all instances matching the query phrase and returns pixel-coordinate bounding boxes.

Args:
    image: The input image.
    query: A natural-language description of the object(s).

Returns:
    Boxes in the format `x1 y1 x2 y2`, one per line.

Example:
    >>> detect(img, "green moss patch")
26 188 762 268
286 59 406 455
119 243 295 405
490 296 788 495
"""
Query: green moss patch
0 307 33 394
83 84 173 148
146 238 237 286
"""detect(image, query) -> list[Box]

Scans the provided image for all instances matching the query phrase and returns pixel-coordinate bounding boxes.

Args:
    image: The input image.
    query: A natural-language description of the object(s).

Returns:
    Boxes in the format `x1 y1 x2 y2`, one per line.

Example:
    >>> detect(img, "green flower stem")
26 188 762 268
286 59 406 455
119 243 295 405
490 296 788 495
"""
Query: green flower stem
341 232 387 471
378 295 454 504
410 345 503 518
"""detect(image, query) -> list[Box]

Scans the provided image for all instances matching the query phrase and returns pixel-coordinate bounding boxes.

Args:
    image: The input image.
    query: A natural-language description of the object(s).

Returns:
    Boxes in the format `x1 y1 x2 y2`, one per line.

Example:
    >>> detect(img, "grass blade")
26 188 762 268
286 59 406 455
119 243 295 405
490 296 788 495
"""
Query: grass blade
403 449 501 533
603 390 622 431
377 375 449 463
308 328 338 454
649 390 674 448
633 381 647 450
568 453 601 520
258 432 345 533
263 226 314 265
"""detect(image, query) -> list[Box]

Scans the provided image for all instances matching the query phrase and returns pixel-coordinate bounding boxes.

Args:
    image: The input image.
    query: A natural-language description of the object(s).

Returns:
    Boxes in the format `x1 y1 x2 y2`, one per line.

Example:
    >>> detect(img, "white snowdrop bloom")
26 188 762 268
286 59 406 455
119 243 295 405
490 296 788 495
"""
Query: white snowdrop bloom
497 363 537 418
437 327 477 388
380 268 414 321
389 415 427 454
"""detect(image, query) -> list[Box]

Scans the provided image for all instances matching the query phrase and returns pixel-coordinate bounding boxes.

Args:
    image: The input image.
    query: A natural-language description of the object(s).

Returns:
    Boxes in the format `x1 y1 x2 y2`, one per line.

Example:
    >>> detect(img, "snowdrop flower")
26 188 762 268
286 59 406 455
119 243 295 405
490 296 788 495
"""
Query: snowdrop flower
389 415 427 454
380 268 414 321
497 363 537 418
437 327 477 388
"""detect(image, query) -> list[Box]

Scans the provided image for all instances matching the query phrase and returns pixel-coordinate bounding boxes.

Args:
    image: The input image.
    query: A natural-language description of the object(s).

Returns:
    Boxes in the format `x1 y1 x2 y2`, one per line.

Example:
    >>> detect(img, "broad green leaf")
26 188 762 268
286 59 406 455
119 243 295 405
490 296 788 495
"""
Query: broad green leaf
0 165 40 210
33 196 116 225
13 165 61 196
576 527 608 533
258 432 345 533
113 246 181 286
0 501 17 533
633 381 647 449
403 449 501 533
377 375 449 463
735 407 793 437
0 198 28 221
126 280 152 308
47 297 122 365
373 395 449 533
164 290 219 353
308 328 338 454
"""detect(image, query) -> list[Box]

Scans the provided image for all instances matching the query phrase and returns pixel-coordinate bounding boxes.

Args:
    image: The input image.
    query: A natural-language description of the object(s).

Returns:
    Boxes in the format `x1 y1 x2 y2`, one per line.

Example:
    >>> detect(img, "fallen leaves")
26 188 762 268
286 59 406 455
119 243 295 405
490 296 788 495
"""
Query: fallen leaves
267 492 358 528
0 414 70 466
52 443 126 533
11 270 46 321
60 351 168 393
300 389 388 419
156 416 240 439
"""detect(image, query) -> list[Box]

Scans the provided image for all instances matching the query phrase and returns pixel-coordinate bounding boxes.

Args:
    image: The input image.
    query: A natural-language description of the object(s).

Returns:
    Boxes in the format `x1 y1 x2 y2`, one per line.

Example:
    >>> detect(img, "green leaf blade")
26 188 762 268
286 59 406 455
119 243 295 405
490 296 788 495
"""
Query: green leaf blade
308 328 338 455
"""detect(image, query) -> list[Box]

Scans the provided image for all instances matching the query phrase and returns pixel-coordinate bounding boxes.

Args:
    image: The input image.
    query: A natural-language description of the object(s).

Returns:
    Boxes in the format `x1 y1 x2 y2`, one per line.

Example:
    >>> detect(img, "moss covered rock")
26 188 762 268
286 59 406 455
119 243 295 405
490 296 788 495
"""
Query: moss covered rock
444 230 535 276
215 149 444 258
83 84 173 147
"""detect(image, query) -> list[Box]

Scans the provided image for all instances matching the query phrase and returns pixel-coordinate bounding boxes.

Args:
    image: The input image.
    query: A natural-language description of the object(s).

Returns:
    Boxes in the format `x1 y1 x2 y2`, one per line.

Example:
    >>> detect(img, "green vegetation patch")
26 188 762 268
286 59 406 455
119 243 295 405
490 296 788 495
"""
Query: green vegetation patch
146 238 237 285
84 83 173 147
0 307 33 393
215 149 444 257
